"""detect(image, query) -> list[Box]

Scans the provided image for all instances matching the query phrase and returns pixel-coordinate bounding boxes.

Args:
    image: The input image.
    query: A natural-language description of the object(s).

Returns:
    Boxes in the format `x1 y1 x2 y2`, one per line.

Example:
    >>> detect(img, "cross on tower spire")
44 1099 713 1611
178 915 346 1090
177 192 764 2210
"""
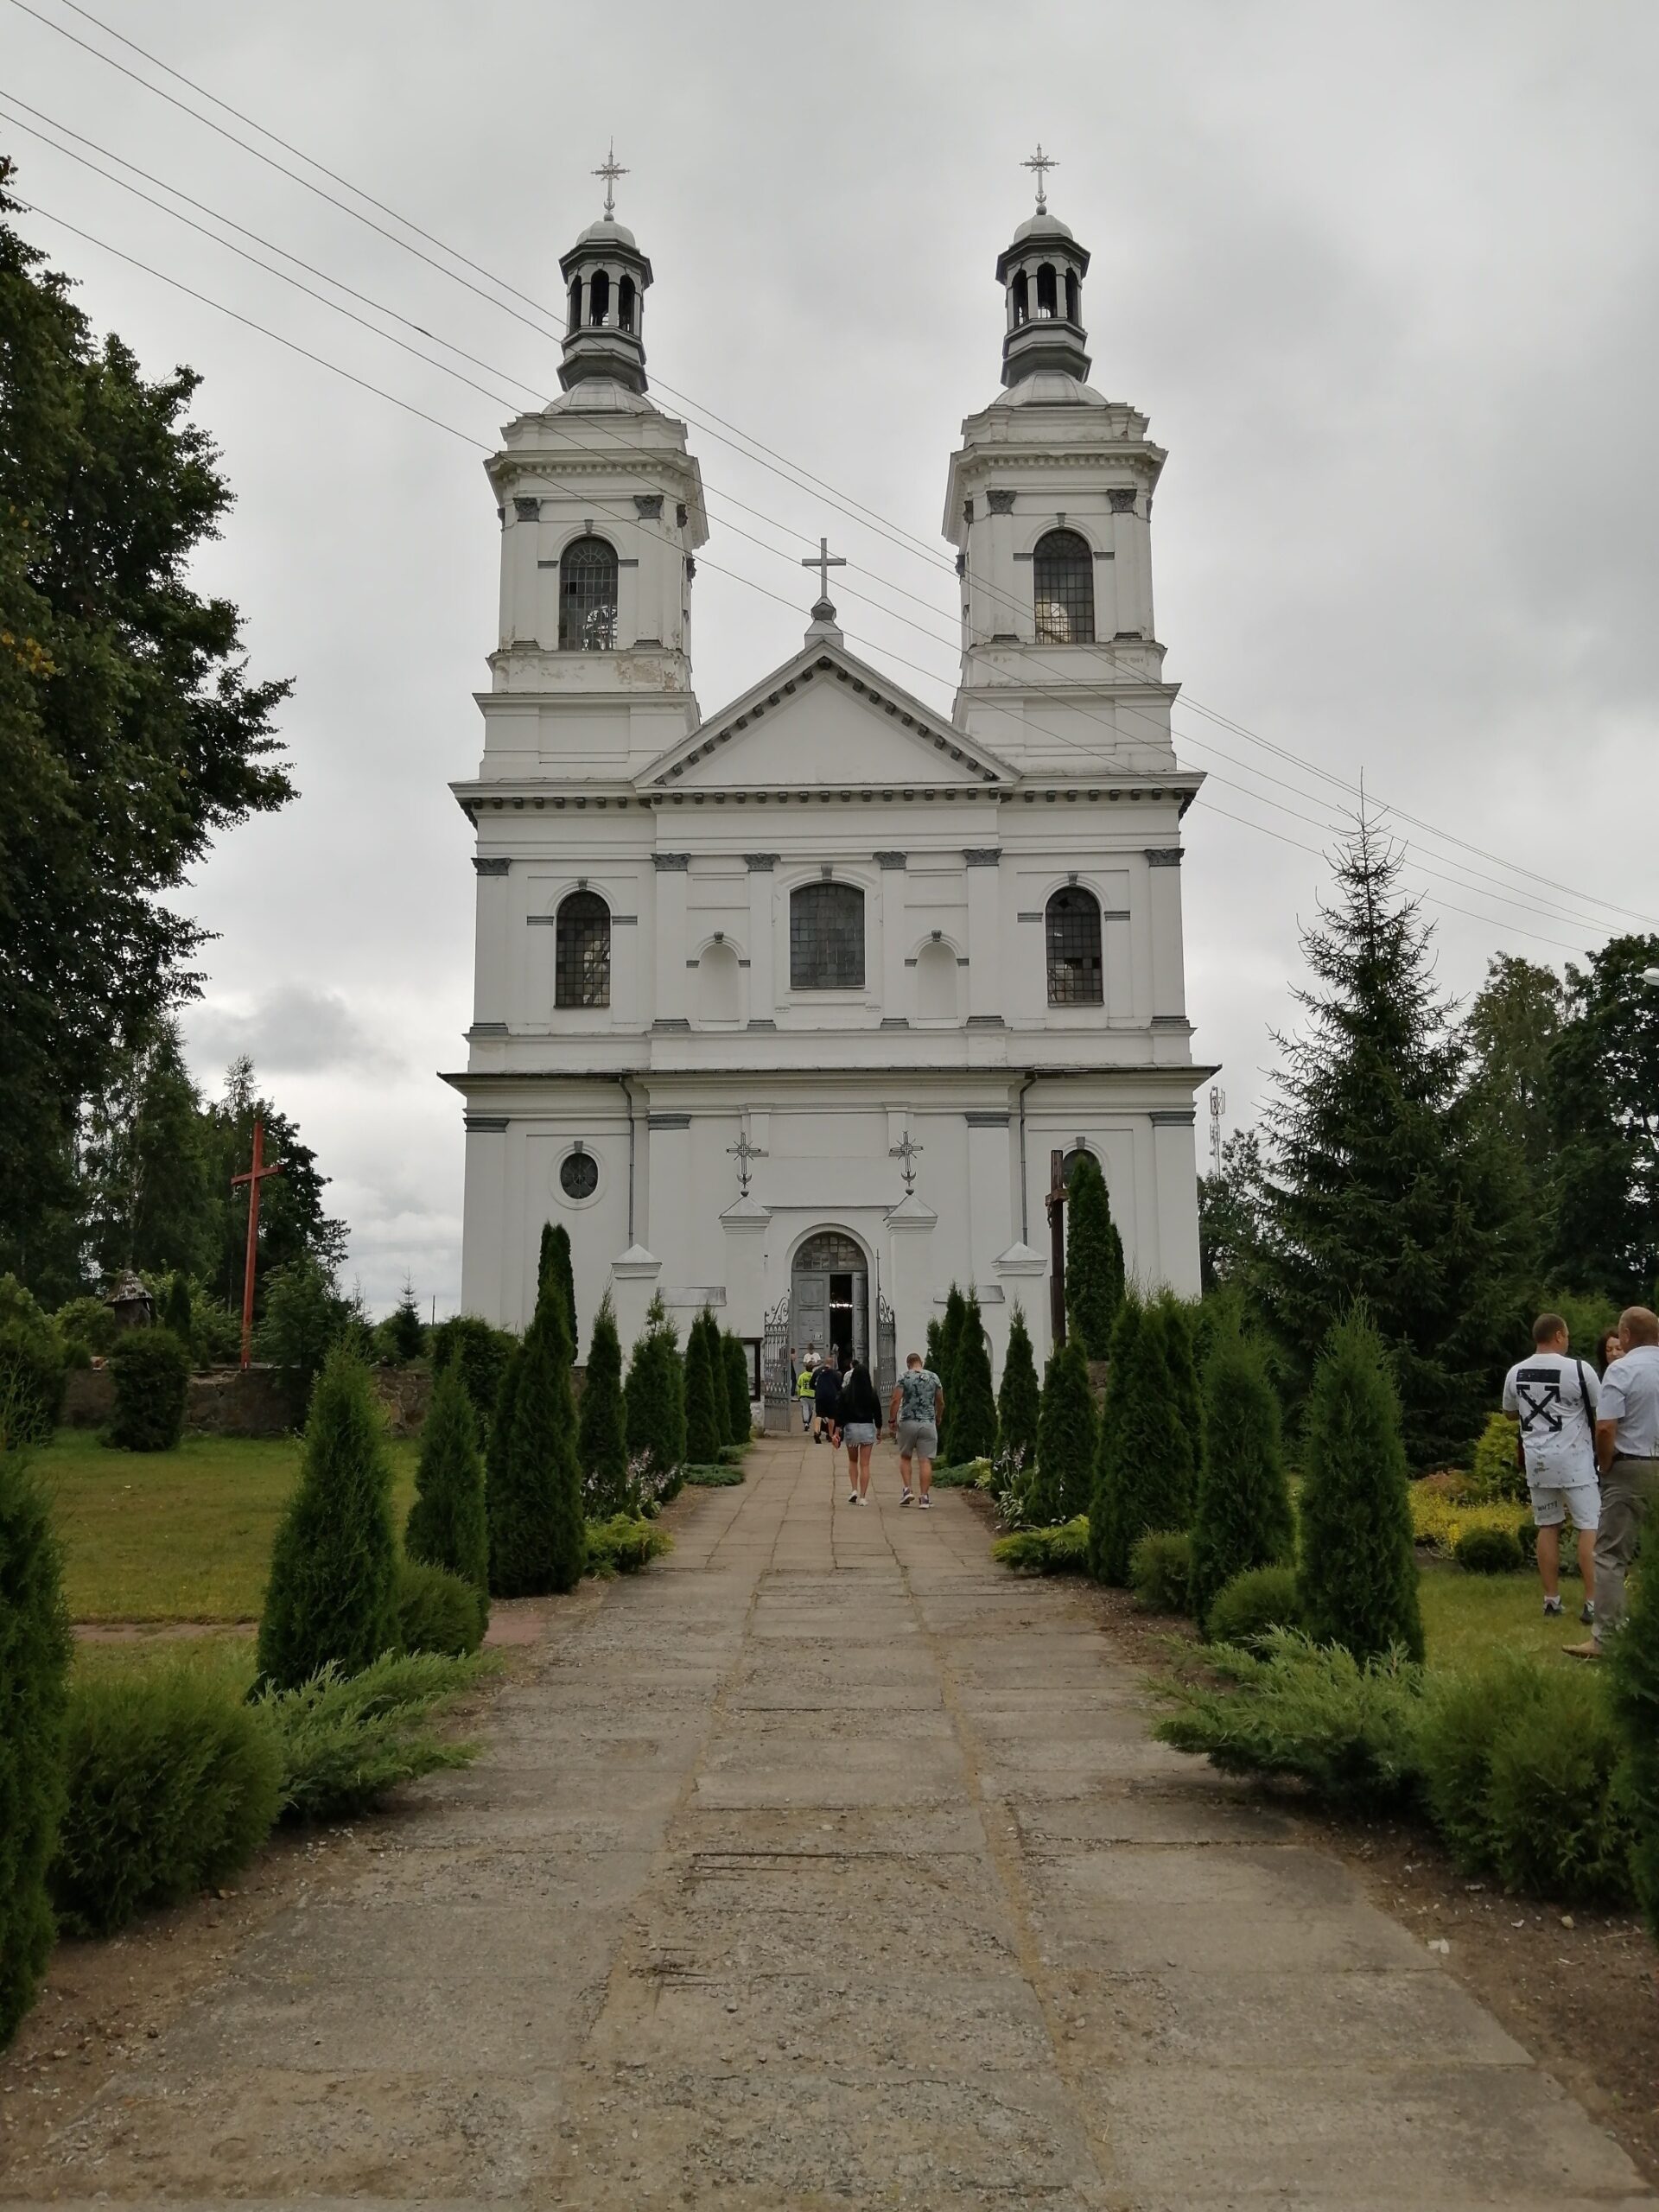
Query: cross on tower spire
1021 142 1058 213
801 535 846 614
593 139 627 219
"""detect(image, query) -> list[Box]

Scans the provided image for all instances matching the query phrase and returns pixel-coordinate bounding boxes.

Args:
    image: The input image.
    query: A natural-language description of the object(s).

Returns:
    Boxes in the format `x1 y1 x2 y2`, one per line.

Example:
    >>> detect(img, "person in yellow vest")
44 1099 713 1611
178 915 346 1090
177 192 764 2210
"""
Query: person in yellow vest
796 1351 817 1433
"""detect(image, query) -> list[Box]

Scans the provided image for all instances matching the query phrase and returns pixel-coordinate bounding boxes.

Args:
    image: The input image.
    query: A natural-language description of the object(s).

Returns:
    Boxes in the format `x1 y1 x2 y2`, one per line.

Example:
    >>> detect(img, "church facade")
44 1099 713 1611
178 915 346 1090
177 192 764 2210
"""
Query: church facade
446 172 1211 1414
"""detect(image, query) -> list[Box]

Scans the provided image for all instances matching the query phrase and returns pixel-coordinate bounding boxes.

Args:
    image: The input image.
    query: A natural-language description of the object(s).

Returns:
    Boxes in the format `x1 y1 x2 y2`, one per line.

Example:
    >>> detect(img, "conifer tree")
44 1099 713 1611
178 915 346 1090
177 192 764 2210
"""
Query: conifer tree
684 1306 723 1465
996 1304 1041 1467
257 1349 399 1690
1611 1533 1659 1944
625 1294 687 1484
925 1317 945 1382
1187 1328 1295 1631
162 1271 194 1347
405 1363 489 1611
577 1295 629 1516
483 1339 524 1573
697 1311 732 1449
937 1285 969 1460
950 1292 998 1461
721 1330 752 1444
0 1441 71 2050
1090 1296 1192 1584
1154 1292 1203 1526
1296 1311 1423 1662
1032 1337 1097 1527
385 1275 426 1365
537 1223 577 1350
1065 1153 1125 1358
488 1279 586 1598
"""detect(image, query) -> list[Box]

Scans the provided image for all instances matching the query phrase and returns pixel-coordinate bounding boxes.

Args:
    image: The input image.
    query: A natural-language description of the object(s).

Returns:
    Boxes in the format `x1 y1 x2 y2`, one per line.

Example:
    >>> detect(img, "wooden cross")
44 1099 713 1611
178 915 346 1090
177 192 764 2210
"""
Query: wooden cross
1022 143 1058 213
801 536 846 607
1044 1147 1068 1347
593 139 627 219
231 1116 283 1371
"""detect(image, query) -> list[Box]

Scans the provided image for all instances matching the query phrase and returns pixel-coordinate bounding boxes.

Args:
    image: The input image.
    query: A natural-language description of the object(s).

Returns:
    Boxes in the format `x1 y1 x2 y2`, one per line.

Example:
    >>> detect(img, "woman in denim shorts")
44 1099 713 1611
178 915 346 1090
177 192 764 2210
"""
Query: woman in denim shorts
836 1359 882 1504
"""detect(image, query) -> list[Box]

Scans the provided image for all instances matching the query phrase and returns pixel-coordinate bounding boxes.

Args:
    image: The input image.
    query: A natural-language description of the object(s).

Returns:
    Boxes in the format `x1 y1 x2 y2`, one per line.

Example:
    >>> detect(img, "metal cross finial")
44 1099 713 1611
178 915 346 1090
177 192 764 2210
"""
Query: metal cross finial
594 140 628 219
889 1131 924 1196
1021 143 1058 213
727 1130 768 1197
801 535 847 608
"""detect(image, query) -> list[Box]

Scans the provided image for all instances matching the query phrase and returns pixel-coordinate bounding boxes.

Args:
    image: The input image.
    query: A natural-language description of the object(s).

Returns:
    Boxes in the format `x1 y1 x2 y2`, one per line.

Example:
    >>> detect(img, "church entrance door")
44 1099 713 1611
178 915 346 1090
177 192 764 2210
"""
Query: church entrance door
791 1230 868 1368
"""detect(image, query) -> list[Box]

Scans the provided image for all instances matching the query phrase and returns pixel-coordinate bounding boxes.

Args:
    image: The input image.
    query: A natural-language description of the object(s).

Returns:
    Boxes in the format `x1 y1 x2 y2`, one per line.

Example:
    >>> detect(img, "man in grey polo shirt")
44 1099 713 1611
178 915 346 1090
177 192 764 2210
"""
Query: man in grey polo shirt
1567 1306 1659 1659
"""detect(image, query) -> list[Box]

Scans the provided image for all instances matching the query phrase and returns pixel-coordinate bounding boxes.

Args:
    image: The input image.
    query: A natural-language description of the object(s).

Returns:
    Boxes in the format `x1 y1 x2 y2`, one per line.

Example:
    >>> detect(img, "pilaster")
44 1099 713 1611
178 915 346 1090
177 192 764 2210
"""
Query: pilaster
1144 848 1187 1021
745 855 778 1027
652 855 690 1029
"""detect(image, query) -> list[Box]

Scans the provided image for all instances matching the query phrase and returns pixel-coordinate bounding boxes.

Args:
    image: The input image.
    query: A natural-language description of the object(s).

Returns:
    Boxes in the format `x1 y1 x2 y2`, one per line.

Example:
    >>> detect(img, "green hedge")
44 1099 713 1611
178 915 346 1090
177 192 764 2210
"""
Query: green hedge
0 1321 67 1448
0 1445 71 2048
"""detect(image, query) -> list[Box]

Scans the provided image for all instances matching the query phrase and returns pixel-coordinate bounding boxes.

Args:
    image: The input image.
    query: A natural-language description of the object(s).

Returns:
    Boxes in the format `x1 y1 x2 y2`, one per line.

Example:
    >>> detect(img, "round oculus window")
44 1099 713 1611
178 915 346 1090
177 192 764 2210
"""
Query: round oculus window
559 1150 599 1201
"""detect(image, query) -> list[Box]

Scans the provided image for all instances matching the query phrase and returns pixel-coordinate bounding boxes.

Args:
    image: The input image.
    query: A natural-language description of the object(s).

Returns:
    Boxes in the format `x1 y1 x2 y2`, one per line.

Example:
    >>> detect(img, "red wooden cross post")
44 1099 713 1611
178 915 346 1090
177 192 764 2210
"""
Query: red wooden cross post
231 1116 284 1371
1045 1147 1068 1350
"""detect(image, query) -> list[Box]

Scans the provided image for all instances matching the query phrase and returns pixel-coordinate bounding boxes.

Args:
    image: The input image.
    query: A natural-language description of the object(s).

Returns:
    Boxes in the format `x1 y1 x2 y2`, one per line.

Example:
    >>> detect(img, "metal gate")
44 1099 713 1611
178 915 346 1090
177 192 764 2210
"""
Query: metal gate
762 1291 792 1433
876 1292 897 1404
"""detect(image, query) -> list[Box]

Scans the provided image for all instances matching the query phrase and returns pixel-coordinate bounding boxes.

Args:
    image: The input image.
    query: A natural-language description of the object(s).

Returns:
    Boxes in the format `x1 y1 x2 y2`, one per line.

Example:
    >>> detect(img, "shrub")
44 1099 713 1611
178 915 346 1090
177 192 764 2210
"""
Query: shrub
1033 1338 1097 1528
488 1281 586 1598
1154 1630 1423 1812
1188 1329 1295 1631
1129 1529 1192 1614
189 1294 242 1369
0 1445 71 2049
1408 1478 1529 1557
538 1222 577 1350
256 1350 399 1692
54 1294 120 1361
996 1305 1040 1466
1416 1656 1544 1874
1468 1411 1525 1504
624 1297 686 1487
930 1459 991 1490
107 1326 190 1452
49 1665 282 1937
1090 1297 1191 1585
1453 1523 1524 1575
404 1362 489 1615
394 1556 485 1656
1611 1546 1659 1941
684 1460 744 1487
258 1650 486 1821
579 1296 630 1516
721 1331 753 1444
1297 1313 1424 1663
990 1516 1090 1574
683 1307 723 1466
1065 1152 1124 1357
0 1322 66 1449
257 1255 348 1392
1207 1563 1302 1649
431 1314 517 1433
950 1294 999 1463
585 1514 672 1576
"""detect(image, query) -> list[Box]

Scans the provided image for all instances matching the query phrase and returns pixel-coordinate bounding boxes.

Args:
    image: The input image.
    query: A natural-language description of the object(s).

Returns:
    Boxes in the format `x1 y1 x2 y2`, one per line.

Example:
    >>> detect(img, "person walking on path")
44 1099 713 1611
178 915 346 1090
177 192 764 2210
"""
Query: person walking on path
889 1350 944 1510
1568 1306 1659 1659
796 1353 817 1433
835 1357 882 1504
812 1353 842 1450
1502 1312 1599 1624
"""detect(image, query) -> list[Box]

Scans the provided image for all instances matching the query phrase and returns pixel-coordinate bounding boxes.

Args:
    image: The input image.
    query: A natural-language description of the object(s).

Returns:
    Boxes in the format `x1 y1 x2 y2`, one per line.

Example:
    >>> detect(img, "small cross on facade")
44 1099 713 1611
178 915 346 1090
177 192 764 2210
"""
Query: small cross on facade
593 139 628 219
888 1131 924 1196
1021 143 1058 213
801 535 846 609
727 1130 767 1196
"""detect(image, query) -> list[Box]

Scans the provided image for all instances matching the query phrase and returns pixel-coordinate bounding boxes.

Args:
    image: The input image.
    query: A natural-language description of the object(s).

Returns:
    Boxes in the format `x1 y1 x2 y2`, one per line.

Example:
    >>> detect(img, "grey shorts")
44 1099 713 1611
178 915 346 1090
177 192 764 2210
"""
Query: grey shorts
841 1421 876 1448
896 1420 938 1460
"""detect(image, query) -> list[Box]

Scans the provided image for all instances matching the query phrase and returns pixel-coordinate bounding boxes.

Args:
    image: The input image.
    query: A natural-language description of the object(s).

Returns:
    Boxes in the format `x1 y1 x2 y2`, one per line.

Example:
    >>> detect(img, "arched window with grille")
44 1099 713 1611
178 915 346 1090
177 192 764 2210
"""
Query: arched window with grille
790 880 865 991
1046 887 1103 1006
555 890 611 1008
559 536 618 652
1033 528 1095 645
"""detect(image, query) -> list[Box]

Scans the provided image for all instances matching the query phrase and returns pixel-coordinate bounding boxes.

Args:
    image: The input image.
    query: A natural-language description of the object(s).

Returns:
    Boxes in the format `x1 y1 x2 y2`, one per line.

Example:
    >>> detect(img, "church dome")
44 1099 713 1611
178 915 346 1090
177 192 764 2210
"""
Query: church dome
543 376 659 416
1010 209 1075 247
991 368 1107 409
576 215 639 251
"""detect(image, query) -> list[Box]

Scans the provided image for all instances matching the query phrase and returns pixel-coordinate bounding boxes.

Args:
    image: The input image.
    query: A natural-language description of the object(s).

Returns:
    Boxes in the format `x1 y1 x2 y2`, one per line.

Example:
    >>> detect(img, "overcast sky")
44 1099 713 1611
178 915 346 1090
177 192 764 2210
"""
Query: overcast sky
7 0 1657 1313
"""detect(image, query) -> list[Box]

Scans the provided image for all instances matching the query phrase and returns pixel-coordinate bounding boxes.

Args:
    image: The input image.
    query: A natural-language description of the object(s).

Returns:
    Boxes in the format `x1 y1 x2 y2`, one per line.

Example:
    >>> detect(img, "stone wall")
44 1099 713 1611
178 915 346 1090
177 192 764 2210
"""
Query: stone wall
61 1363 433 1440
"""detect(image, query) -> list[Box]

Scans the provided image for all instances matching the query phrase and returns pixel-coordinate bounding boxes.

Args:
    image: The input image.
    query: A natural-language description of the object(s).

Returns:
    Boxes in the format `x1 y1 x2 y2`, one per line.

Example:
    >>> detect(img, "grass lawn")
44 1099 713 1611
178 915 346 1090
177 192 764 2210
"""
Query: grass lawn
38 1427 418 1624
1417 1557 1594 1671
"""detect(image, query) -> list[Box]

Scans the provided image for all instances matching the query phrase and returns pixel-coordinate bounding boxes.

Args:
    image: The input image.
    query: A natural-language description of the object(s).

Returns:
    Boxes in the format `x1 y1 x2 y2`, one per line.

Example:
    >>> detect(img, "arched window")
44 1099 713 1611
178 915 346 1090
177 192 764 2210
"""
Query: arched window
617 273 636 334
559 536 618 651
588 269 610 325
790 881 865 991
1046 887 1103 1006
1036 263 1058 318
567 276 582 333
1064 268 1079 323
1033 528 1095 645
1011 270 1029 326
555 890 611 1008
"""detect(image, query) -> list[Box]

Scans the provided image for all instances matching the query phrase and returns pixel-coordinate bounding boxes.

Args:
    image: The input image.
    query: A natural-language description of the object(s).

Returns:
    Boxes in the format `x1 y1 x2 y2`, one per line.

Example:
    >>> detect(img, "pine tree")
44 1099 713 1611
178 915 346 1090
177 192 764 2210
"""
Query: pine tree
1256 818 1523 1467
996 1304 1041 1467
625 1295 687 1484
0 1442 71 2050
538 1222 577 1349
1610 1530 1659 1944
1187 1328 1295 1631
1090 1296 1192 1584
937 1286 969 1460
385 1275 425 1365
1065 1153 1125 1358
950 1292 998 1461
405 1363 489 1614
721 1331 752 1444
1032 1338 1097 1528
1296 1311 1423 1662
257 1350 399 1690
683 1306 723 1465
488 1280 586 1598
577 1295 629 1516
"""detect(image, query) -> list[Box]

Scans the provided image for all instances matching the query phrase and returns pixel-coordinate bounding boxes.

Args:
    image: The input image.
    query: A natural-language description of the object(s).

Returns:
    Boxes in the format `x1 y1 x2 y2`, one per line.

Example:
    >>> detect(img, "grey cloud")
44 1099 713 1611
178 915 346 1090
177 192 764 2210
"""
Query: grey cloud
184 986 406 1080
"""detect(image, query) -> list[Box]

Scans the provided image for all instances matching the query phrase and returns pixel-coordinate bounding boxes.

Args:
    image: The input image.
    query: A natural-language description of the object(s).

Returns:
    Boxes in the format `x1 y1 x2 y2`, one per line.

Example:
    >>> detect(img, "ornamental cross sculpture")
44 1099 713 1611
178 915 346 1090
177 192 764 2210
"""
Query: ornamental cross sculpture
727 1130 767 1196
1022 143 1058 213
889 1131 924 1196
801 535 846 607
594 140 627 219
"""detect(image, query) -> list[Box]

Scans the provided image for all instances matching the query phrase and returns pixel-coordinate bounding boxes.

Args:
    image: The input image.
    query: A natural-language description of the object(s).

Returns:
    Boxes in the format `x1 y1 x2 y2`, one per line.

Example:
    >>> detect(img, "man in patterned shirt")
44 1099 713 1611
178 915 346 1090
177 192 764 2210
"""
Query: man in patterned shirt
889 1351 944 1510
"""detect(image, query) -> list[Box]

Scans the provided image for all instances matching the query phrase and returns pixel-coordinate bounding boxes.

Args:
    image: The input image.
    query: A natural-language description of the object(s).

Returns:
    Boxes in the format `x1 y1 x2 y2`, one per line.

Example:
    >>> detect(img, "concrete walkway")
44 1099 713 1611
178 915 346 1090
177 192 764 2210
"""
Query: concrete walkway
5 1436 1654 2209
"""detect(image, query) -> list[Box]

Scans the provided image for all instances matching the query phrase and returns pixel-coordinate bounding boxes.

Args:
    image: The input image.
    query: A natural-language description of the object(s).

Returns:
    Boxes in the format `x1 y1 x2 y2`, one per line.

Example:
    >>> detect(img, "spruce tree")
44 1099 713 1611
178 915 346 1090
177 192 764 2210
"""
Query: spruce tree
405 1363 489 1613
489 1280 586 1598
538 1222 577 1350
996 1304 1041 1467
721 1331 752 1443
683 1306 723 1465
257 1349 399 1690
578 1295 629 1516
385 1276 425 1365
1032 1338 1097 1527
1090 1297 1192 1585
1256 818 1522 1466
1296 1311 1423 1662
1065 1153 1125 1358
1610 1531 1659 1944
937 1286 969 1460
950 1293 998 1461
0 1442 71 2050
1187 1328 1295 1631
625 1295 687 1484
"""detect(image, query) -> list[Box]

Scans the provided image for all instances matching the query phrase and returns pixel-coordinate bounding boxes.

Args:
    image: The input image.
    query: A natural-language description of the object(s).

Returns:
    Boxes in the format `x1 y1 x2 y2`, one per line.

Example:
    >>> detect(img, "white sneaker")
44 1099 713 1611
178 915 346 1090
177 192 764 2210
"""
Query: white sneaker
849 1490 858 1504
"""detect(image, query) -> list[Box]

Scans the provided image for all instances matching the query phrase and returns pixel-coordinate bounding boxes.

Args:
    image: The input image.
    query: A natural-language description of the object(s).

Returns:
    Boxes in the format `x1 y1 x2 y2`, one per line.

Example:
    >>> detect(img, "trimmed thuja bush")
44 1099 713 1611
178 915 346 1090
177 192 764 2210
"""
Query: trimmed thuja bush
1032 1338 1097 1527
1130 1529 1192 1614
1297 1313 1424 1663
431 1313 518 1434
997 1305 1040 1468
0 1442 72 2049
1090 1298 1192 1586
1188 1329 1295 1632
1611 1544 1659 1941
257 1350 399 1691
1207 1563 1301 1649
0 1321 66 1447
683 1307 724 1466
107 1326 191 1452
579 1296 630 1516
405 1363 489 1611
936 1286 969 1461
721 1331 752 1443
538 1221 577 1349
625 1295 686 1489
1065 1152 1125 1357
394 1557 485 1656
162 1272 194 1346
950 1293 999 1463
488 1275 587 1598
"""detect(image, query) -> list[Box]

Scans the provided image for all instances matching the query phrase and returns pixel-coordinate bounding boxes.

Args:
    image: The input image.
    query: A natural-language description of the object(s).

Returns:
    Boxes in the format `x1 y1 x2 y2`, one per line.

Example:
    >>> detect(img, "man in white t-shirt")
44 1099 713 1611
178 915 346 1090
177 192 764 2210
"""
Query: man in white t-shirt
1502 1312 1599 1621
1567 1306 1659 1659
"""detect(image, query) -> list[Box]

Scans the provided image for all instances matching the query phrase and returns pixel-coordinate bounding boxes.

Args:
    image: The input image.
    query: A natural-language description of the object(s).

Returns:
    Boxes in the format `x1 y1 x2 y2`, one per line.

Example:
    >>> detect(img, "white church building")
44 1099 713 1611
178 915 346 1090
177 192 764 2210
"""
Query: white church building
446 162 1211 1417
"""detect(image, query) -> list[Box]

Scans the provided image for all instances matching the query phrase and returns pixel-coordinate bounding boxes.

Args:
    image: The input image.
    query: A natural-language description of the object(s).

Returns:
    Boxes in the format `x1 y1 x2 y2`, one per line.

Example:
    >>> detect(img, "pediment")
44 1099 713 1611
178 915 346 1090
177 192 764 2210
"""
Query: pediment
637 643 1013 794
